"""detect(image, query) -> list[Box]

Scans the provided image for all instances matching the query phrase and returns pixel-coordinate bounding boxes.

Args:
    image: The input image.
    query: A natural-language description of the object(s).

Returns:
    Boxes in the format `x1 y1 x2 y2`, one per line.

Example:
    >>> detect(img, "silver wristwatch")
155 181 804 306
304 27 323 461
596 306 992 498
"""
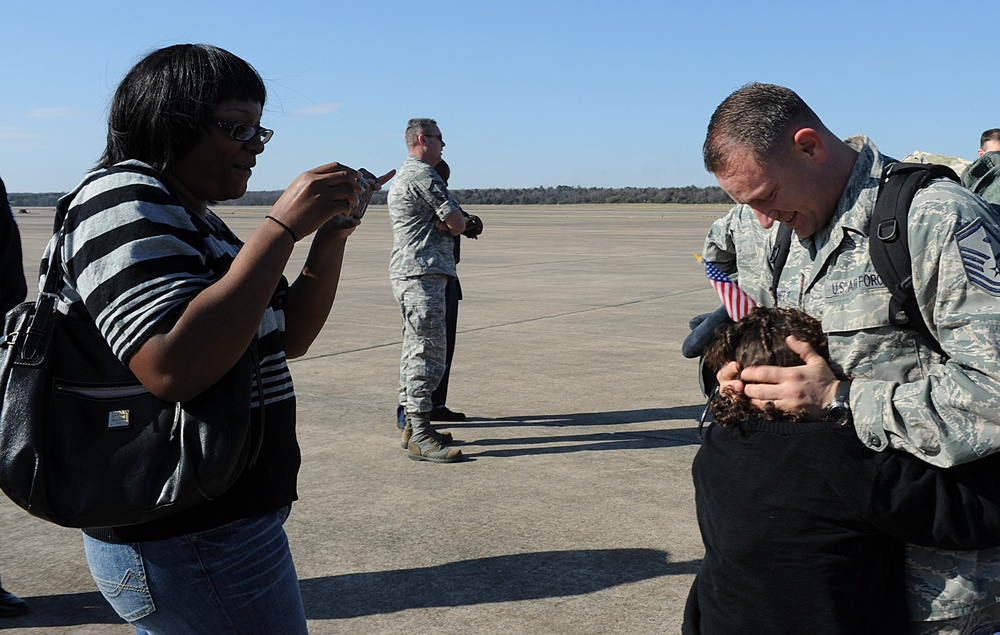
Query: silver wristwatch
826 381 852 425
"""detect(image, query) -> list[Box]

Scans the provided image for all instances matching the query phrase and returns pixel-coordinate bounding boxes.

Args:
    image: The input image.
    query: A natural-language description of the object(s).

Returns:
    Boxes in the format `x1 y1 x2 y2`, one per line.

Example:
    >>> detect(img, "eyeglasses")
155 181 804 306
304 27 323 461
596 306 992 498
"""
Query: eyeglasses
424 133 443 143
213 120 274 144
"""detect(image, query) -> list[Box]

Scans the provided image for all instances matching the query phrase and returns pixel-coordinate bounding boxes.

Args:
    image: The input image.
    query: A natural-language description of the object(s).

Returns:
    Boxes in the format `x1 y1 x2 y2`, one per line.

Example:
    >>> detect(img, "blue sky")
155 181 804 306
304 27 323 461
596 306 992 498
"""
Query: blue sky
1 0 996 193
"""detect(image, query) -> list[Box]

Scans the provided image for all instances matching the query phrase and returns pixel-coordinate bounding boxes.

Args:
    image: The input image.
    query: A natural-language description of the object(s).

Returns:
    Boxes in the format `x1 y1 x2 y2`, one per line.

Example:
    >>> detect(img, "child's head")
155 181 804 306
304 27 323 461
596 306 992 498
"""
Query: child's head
704 307 830 427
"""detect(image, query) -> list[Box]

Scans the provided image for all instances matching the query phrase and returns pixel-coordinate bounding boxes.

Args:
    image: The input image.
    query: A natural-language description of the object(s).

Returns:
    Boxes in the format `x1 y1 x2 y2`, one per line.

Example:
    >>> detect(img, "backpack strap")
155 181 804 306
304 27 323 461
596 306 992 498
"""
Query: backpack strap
869 162 957 358
768 161 956 356
769 223 793 303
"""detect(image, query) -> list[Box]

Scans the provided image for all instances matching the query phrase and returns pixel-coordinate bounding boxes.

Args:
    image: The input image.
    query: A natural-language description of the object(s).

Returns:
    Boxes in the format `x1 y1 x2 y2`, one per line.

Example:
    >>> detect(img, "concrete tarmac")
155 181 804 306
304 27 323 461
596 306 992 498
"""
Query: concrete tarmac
0 203 729 634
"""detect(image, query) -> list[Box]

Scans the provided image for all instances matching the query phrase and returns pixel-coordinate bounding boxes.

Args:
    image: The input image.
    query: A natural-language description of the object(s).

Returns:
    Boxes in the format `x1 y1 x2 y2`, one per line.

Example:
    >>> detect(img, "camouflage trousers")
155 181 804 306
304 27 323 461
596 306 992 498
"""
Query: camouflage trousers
392 274 449 415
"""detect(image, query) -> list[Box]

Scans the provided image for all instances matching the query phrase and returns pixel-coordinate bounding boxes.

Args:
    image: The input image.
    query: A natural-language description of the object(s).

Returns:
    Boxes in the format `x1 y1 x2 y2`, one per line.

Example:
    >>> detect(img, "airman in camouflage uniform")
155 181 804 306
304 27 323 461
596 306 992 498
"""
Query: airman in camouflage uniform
686 205 777 396
388 118 465 463
703 83 1000 633
960 129 1000 211
702 203 777 308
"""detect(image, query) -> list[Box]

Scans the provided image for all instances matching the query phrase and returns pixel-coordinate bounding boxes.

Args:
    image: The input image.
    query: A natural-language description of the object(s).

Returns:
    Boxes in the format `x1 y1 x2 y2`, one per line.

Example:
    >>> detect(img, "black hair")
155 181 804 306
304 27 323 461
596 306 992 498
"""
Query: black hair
981 129 1000 150
434 159 451 186
704 307 832 428
99 44 266 172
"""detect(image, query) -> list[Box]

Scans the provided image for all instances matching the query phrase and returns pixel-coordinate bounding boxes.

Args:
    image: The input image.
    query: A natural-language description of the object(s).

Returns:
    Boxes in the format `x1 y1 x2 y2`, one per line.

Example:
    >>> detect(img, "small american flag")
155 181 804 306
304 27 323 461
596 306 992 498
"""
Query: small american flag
697 255 757 321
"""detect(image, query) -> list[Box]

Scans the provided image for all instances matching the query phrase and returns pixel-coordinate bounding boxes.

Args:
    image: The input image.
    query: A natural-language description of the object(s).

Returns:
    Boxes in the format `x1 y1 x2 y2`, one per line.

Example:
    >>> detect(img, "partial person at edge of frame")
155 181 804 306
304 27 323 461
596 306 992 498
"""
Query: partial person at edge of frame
961 127 1000 211
0 173 30 619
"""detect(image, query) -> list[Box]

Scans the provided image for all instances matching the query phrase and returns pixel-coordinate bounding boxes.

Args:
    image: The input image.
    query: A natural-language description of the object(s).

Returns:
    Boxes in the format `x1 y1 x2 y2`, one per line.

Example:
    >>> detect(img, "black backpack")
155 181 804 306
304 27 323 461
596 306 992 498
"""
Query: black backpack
768 162 958 357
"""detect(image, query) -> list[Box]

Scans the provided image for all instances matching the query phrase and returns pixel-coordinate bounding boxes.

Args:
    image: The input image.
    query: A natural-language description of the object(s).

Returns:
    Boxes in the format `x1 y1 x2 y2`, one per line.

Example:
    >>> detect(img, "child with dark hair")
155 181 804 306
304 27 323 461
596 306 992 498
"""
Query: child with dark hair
684 307 1000 634
702 306 828 427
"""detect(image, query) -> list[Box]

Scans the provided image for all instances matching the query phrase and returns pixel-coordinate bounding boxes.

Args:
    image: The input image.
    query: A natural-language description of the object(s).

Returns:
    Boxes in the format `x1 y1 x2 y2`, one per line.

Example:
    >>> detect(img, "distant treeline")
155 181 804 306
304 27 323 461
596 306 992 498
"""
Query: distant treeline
381 185 733 205
8 193 64 207
9 185 732 208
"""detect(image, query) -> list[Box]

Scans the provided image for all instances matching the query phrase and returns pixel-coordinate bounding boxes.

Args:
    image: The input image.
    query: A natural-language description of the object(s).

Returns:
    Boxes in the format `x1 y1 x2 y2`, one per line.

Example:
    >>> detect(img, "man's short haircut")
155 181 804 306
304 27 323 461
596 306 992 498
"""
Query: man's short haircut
405 118 438 148
100 43 266 172
704 307 834 428
703 82 822 174
981 129 1000 150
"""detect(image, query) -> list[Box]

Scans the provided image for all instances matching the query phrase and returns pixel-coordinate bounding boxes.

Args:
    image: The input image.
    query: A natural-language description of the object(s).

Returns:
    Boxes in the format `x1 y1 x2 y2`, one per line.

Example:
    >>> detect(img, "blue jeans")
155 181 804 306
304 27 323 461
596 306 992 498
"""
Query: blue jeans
83 507 307 635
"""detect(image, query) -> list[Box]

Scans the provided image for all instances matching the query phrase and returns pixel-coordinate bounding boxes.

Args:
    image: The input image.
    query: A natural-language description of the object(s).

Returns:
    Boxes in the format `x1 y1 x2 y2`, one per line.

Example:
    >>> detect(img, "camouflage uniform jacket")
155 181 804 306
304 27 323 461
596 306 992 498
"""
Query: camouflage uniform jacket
387 155 463 280
773 135 1000 619
961 151 1000 210
702 203 777 308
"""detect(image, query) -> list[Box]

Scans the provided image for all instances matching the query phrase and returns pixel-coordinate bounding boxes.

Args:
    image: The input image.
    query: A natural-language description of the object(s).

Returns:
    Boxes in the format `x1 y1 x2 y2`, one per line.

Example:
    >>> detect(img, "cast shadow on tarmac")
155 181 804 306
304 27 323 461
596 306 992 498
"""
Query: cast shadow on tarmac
455 406 705 428
435 407 704 458
0 550 702 629
465 430 700 458
0 591 121 628
299 548 698 619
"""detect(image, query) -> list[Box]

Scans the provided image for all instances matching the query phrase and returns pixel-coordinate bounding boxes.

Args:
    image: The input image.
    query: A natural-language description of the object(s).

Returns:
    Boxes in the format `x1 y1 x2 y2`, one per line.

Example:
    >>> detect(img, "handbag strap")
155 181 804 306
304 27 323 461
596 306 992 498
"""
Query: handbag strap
19 225 67 360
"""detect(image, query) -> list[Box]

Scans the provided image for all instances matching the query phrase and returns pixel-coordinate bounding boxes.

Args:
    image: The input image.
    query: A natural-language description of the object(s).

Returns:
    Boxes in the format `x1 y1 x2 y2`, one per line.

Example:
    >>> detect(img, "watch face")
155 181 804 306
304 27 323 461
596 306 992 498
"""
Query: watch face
828 381 852 424
828 402 851 424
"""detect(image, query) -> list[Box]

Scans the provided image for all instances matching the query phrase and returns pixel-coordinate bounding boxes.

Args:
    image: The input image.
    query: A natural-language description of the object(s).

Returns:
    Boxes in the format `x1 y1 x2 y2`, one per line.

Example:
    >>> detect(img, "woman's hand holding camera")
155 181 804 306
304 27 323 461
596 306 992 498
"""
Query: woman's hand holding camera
267 163 394 242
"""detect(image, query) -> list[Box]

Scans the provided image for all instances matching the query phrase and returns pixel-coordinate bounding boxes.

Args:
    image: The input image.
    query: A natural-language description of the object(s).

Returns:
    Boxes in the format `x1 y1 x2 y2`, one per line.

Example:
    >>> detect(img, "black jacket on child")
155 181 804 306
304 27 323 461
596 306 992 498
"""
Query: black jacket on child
685 418 1000 634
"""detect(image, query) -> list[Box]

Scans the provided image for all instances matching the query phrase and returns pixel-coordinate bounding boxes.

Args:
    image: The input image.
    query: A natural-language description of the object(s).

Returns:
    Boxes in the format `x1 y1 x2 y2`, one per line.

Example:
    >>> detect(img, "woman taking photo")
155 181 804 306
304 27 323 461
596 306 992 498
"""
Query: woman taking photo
42 43 391 633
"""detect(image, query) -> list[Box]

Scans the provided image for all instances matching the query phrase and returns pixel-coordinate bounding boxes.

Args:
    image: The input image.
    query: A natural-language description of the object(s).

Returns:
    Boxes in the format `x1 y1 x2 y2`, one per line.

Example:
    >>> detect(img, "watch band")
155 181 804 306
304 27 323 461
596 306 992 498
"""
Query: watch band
833 380 851 404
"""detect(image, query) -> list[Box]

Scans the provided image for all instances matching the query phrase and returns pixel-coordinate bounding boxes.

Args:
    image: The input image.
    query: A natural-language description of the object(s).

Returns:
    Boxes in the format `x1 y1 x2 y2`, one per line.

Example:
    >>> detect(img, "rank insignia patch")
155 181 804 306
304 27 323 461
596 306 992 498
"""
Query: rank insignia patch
957 218 1000 295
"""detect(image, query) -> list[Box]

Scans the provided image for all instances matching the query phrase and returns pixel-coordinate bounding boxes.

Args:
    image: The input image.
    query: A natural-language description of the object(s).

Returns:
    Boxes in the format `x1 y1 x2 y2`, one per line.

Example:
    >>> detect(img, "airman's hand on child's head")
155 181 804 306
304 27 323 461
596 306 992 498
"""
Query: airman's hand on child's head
738 335 839 419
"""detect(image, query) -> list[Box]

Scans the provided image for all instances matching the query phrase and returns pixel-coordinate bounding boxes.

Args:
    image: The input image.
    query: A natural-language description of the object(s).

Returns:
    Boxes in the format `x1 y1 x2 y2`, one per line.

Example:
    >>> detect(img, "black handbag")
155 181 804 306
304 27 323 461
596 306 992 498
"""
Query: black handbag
0 224 263 528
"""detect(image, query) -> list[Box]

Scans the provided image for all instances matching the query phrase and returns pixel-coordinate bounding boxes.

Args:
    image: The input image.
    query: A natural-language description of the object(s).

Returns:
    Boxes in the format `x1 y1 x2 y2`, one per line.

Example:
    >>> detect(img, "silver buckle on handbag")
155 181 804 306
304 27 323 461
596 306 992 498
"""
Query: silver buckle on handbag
107 410 132 430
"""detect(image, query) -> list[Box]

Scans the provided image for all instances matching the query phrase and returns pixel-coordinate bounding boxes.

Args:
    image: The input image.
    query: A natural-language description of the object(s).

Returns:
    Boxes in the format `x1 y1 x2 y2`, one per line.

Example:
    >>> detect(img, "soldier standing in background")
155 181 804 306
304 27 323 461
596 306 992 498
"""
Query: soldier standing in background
976 129 1000 157
394 158 483 428
387 119 465 463
960 128 1000 210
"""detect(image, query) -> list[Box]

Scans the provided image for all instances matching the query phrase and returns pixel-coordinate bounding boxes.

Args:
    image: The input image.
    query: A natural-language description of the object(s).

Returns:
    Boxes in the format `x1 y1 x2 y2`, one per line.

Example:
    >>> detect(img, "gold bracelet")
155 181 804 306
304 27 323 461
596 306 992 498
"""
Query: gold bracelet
265 215 298 242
